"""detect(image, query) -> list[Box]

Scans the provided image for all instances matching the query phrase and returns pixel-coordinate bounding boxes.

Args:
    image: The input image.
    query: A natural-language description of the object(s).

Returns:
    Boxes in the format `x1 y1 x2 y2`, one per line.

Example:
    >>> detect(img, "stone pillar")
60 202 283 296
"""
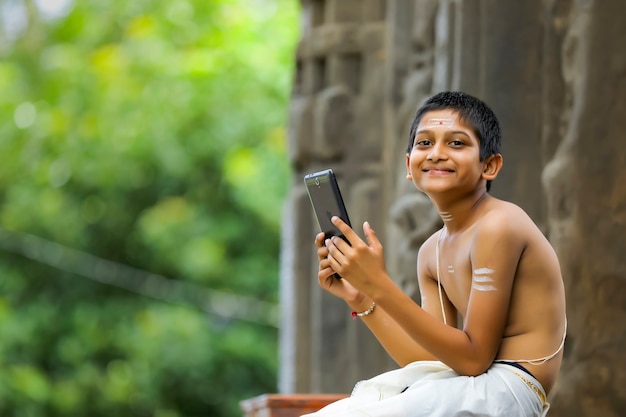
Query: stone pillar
541 1 626 415
280 0 392 395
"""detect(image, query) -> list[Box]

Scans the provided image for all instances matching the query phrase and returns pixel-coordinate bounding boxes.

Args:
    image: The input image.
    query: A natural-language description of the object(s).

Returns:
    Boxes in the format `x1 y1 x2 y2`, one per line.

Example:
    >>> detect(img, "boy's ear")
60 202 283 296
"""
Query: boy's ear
482 153 503 181
405 153 412 180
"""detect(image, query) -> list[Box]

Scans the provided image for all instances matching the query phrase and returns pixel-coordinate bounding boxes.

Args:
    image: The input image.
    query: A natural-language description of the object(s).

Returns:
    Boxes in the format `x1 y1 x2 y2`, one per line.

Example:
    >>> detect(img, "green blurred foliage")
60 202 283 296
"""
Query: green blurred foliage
0 0 299 415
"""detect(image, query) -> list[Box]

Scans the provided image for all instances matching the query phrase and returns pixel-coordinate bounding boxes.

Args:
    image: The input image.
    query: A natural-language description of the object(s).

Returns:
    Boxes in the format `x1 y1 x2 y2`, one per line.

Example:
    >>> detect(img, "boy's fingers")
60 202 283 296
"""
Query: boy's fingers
363 221 382 249
318 268 334 284
314 232 326 247
331 216 361 245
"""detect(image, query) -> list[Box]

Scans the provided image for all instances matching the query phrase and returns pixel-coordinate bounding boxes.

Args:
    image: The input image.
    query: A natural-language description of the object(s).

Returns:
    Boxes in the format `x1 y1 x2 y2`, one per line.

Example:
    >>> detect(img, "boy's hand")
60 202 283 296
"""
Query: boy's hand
315 232 360 301
325 216 390 298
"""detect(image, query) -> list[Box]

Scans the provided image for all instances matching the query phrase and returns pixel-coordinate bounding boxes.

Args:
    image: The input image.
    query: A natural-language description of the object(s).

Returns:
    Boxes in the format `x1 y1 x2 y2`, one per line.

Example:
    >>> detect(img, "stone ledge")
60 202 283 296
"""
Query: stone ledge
240 393 348 417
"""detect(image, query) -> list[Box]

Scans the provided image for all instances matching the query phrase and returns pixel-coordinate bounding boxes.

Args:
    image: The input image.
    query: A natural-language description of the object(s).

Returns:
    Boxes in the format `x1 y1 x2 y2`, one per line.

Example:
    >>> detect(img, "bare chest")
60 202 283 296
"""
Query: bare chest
434 238 474 317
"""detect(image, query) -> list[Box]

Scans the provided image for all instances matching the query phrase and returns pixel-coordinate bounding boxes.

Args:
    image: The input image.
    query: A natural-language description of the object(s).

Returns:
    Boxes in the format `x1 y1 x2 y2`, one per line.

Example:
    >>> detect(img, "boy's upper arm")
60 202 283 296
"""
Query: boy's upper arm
463 213 526 365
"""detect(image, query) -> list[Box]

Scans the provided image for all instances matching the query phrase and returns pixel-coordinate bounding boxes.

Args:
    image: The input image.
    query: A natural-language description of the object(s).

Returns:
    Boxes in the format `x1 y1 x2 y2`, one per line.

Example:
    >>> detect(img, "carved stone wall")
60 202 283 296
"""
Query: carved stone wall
280 1 626 415
280 0 393 395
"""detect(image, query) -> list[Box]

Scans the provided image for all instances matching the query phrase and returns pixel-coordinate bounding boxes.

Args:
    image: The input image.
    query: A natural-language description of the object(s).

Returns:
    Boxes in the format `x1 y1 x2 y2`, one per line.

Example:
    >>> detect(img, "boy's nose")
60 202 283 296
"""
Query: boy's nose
427 143 446 161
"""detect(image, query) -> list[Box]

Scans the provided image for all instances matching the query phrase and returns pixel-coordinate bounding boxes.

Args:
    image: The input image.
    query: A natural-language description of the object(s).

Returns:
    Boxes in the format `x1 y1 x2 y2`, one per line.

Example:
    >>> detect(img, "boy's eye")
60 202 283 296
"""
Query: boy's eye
415 139 432 147
449 139 464 147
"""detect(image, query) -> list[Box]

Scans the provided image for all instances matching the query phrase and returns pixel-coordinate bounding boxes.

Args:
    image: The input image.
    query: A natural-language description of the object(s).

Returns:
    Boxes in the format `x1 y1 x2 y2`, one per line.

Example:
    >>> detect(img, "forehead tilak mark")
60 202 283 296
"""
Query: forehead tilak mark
425 118 454 127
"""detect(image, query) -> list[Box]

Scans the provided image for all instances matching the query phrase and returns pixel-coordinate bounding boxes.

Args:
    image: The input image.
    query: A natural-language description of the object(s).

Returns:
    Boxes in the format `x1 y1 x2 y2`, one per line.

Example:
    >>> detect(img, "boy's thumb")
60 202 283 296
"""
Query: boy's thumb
363 221 381 248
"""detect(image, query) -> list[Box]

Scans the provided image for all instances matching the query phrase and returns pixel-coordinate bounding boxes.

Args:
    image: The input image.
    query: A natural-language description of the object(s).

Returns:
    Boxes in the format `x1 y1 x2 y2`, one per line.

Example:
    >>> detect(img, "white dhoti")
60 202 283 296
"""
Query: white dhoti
301 361 549 417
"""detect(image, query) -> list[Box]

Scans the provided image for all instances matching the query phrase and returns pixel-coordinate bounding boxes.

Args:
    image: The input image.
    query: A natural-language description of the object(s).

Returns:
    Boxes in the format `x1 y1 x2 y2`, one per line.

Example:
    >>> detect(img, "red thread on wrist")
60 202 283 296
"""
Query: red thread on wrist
351 302 376 320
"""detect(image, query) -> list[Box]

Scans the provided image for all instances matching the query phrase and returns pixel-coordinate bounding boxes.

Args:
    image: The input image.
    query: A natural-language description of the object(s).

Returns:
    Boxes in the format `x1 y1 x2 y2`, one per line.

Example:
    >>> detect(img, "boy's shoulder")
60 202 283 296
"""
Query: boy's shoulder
471 199 548 258
476 198 536 232
418 197 539 254
475 198 527 223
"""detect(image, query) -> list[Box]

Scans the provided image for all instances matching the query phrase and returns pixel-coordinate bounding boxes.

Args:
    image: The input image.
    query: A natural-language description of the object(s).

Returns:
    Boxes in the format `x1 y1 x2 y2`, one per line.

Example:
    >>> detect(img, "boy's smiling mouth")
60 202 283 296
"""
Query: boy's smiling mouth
423 166 454 175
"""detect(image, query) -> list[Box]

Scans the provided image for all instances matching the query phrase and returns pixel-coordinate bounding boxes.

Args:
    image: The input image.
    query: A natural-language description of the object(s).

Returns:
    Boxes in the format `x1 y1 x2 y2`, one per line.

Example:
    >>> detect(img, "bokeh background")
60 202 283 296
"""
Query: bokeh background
0 0 299 415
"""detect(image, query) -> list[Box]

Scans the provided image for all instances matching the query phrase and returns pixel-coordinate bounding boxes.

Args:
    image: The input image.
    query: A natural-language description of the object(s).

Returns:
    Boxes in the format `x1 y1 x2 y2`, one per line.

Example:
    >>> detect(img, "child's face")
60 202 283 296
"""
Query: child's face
406 109 485 195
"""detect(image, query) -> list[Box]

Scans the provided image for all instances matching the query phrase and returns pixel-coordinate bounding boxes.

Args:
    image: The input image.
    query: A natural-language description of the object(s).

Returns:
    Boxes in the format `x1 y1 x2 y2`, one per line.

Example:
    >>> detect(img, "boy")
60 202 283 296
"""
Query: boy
305 91 566 417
